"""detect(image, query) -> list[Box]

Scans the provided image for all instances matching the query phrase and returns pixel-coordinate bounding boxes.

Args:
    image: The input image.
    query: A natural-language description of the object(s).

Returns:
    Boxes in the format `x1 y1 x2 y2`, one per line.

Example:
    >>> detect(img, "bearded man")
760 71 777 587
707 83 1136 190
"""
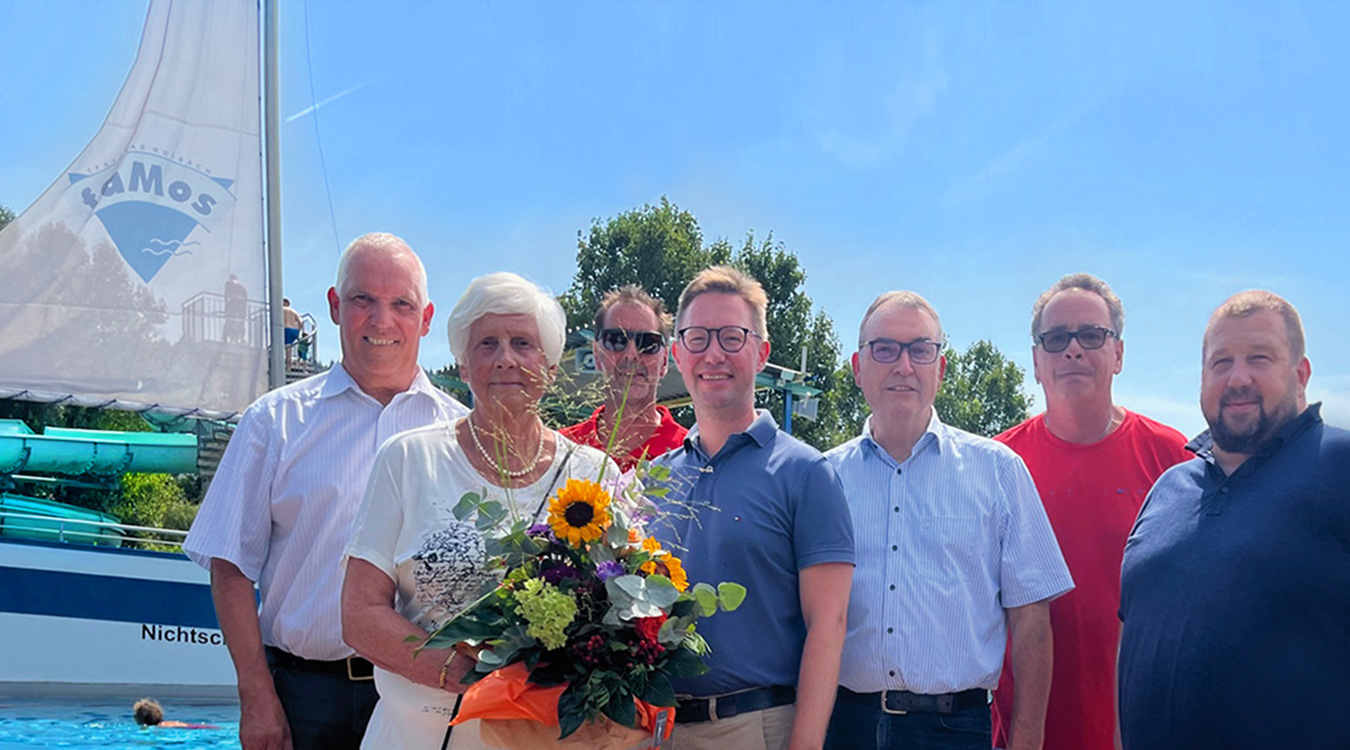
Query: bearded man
1118 290 1350 750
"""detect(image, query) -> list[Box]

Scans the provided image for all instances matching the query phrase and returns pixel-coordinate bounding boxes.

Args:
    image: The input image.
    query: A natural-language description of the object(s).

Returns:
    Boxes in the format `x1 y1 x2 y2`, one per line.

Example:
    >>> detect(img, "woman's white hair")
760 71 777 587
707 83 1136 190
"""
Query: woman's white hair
447 272 566 366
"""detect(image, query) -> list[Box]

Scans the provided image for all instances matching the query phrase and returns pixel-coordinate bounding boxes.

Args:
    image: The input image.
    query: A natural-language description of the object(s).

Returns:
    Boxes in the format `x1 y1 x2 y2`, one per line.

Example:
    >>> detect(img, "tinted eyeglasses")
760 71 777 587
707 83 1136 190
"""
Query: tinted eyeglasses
862 338 942 365
598 328 667 356
1037 326 1117 353
677 325 759 353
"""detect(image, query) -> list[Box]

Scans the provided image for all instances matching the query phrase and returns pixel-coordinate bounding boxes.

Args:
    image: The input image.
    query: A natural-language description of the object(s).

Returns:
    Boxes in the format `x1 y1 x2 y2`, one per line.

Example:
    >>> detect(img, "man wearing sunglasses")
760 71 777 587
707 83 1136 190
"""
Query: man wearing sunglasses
652 266 854 750
989 274 1190 750
824 291 1072 750
561 284 687 471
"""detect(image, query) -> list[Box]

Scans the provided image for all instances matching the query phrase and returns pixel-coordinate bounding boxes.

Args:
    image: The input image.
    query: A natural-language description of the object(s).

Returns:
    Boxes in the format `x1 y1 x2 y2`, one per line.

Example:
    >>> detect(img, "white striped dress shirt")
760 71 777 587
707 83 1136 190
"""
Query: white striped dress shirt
184 363 468 660
824 411 1073 694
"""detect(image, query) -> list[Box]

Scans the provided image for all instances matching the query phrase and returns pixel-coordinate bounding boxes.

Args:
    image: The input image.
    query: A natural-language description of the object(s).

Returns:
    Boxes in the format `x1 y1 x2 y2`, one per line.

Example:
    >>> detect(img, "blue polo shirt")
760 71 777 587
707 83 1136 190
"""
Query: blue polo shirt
1119 404 1350 750
652 411 855 696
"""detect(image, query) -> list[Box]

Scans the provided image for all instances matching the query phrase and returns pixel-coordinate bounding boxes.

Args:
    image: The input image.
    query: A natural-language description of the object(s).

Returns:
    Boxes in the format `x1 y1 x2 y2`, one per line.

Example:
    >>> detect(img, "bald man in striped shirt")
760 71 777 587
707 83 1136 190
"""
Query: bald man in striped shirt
823 291 1073 750
186 234 467 750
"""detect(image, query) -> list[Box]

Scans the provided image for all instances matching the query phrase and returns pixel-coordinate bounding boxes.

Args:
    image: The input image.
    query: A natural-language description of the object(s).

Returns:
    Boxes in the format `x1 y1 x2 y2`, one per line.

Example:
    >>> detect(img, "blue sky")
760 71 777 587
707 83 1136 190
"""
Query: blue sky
2 0 1347 437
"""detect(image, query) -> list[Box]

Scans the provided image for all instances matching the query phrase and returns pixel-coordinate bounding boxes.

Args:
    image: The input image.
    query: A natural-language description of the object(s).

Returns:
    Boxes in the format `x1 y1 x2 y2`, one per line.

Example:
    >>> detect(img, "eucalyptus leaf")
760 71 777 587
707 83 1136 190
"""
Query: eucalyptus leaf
644 486 669 497
645 464 671 482
474 500 508 531
452 492 482 521
590 541 616 564
644 574 681 608
656 618 685 649
692 583 718 616
717 582 747 611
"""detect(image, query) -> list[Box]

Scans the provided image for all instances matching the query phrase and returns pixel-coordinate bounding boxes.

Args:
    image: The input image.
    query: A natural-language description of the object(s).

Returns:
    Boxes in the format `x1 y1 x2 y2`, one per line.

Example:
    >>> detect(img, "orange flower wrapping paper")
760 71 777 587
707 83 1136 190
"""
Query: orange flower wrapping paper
451 662 675 750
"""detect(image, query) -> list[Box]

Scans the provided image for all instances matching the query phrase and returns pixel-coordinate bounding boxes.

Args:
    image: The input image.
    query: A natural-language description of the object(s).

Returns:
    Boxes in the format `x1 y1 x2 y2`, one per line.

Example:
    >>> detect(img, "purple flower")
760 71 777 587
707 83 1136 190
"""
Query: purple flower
541 564 577 585
527 524 556 541
596 560 626 582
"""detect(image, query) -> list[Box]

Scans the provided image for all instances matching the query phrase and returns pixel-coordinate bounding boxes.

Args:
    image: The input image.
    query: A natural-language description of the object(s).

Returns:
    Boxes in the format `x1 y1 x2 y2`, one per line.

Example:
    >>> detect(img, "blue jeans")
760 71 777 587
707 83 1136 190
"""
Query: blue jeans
271 661 379 750
824 691 992 750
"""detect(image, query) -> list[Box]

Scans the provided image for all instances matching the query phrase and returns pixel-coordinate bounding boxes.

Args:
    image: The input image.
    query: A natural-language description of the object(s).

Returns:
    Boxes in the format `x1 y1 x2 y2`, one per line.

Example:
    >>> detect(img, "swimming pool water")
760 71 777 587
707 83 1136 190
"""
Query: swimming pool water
0 699 240 749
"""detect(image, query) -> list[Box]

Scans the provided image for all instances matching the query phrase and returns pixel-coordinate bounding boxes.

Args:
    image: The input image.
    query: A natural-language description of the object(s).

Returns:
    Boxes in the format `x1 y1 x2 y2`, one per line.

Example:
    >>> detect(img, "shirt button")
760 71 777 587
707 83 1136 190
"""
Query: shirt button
892 545 898 551
893 507 900 513
887 627 894 634
896 468 903 475
889 670 896 677
1220 486 1231 494
889 584 896 591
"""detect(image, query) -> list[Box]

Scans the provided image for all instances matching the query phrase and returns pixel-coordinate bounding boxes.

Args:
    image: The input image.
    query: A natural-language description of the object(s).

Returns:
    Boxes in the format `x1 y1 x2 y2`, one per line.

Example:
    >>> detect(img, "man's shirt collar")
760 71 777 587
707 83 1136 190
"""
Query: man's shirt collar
683 409 777 460
860 408 945 466
1187 402 1323 467
319 361 440 404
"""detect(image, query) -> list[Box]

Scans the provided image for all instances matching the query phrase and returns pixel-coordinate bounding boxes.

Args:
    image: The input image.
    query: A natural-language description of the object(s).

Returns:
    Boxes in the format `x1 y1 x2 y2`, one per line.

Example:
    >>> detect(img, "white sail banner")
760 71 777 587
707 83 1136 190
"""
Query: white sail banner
0 0 265 418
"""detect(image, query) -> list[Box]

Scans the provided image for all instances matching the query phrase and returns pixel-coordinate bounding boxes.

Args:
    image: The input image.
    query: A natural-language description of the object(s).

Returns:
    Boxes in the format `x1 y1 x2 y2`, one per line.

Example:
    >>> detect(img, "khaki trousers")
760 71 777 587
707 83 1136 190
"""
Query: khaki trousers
667 704 795 750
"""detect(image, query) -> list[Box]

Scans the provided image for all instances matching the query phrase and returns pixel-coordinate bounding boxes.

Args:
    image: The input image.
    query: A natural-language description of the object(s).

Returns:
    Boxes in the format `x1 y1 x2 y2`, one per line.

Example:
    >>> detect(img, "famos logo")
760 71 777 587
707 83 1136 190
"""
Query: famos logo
65 148 237 283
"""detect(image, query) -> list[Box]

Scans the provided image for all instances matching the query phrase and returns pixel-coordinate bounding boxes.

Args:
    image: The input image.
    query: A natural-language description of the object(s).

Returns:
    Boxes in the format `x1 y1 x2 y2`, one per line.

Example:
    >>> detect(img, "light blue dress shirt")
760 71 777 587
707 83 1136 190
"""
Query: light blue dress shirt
824 410 1073 695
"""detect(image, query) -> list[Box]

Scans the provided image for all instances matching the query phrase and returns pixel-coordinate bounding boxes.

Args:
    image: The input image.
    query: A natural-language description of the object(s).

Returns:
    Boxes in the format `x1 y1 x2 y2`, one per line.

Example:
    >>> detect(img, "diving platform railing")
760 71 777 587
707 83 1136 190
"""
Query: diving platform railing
0 509 187 551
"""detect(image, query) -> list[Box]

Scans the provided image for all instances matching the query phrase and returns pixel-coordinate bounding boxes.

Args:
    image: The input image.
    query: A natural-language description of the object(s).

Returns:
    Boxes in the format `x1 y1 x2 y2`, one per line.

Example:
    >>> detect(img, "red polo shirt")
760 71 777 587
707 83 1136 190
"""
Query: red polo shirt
559 404 688 472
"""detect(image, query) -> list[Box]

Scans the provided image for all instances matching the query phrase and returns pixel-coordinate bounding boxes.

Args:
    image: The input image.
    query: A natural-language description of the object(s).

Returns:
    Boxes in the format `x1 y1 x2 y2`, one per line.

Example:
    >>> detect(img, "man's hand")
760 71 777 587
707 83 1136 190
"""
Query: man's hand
789 562 853 750
238 681 292 750
1006 601 1053 750
211 558 292 750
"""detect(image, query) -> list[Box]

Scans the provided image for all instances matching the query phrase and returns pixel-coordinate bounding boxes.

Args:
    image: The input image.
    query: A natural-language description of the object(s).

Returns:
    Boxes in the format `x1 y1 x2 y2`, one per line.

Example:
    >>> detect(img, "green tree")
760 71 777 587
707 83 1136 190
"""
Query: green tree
934 340 1033 437
560 197 730 330
558 199 859 450
0 204 14 232
733 232 858 449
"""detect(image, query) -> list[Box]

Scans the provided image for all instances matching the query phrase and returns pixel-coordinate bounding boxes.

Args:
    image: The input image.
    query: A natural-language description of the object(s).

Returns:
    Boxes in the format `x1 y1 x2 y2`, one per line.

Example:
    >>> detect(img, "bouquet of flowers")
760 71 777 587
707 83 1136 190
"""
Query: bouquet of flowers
419 466 745 749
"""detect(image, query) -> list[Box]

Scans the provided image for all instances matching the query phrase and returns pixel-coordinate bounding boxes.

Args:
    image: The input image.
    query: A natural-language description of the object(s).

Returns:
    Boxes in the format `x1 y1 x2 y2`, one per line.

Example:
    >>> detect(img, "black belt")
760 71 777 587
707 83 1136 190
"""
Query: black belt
675 685 796 724
839 686 988 715
265 646 374 681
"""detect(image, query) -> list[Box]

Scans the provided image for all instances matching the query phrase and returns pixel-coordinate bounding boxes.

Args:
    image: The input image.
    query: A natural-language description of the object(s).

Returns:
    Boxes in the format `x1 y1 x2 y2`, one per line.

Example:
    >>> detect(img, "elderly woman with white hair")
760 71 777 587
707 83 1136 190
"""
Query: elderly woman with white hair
341 272 618 749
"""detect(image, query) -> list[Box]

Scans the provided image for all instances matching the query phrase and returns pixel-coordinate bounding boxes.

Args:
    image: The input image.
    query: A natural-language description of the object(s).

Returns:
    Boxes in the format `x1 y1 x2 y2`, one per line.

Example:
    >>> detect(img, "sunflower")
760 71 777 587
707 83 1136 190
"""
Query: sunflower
547 478 612 546
639 538 689 592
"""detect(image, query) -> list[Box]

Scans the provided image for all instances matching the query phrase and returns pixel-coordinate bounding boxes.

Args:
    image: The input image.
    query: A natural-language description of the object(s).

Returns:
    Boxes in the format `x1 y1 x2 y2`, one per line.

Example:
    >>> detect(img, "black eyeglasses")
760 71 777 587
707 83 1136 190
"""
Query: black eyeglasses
1037 326 1117 353
862 338 942 365
677 325 760 353
598 328 666 356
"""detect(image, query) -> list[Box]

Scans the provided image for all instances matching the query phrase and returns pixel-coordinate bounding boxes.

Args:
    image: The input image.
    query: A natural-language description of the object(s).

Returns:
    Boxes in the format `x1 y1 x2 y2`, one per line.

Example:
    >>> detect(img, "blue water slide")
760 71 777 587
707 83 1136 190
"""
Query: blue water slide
0 419 197 476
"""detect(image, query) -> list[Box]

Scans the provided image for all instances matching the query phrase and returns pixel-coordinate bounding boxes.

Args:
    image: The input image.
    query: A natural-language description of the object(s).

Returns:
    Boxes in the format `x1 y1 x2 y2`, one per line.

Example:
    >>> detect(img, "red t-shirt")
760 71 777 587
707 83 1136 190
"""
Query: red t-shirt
559 404 688 472
991 410 1192 750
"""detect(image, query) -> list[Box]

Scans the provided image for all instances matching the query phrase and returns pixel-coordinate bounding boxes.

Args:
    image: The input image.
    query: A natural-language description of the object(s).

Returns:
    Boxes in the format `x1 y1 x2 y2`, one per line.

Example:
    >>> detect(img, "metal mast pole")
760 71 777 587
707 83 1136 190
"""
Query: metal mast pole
264 0 285 389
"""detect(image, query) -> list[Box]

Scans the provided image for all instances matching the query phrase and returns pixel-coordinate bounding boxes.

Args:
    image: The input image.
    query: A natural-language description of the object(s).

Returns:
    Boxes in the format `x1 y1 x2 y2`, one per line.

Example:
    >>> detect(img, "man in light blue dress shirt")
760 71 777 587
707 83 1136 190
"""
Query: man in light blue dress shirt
824 291 1073 750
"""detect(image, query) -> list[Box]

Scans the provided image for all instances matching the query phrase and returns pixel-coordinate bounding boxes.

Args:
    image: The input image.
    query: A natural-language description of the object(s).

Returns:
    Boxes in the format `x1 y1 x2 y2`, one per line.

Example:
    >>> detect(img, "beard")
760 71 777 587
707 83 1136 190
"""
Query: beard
1204 384 1298 454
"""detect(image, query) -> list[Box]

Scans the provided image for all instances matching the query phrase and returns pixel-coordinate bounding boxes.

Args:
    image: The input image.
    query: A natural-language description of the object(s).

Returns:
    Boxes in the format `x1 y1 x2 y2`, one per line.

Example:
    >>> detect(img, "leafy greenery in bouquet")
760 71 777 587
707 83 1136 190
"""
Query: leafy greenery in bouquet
417 466 745 739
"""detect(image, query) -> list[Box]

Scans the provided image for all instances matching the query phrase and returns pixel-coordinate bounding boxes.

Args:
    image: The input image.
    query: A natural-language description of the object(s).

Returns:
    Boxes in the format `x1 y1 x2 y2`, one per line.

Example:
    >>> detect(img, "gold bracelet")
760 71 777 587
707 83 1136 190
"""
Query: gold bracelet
438 650 458 690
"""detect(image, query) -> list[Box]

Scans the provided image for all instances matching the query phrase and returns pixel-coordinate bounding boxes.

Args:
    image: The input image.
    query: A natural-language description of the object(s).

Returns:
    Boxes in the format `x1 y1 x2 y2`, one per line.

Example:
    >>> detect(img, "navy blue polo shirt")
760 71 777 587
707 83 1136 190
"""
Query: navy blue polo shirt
652 411 855 696
1119 404 1350 750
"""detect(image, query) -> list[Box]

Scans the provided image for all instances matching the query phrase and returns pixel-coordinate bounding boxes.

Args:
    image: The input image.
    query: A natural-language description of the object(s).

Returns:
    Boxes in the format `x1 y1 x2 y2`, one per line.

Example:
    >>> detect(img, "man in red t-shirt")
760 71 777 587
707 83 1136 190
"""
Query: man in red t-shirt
561 284 687 471
991 273 1192 750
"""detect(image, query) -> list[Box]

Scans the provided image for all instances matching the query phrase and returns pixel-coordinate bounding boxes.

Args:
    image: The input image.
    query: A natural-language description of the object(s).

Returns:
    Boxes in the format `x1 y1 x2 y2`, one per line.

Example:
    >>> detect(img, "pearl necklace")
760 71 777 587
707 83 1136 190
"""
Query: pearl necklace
465 417 547 479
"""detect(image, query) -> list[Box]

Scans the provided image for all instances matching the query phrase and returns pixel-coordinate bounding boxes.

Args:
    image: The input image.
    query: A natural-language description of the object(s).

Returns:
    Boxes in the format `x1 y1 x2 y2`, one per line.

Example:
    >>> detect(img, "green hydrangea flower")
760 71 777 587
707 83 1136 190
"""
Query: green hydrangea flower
512 578 577 650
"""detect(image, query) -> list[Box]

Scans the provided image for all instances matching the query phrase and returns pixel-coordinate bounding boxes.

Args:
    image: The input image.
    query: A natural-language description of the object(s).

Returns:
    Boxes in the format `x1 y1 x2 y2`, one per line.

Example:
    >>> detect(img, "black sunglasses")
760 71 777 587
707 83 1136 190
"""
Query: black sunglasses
1037 326 1117 353
598 328 666 355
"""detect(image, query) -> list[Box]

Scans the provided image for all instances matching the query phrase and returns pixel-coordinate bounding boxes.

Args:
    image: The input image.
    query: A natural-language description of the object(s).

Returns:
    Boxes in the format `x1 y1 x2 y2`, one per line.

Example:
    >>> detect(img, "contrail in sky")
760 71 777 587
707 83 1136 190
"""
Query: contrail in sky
286 81 368 123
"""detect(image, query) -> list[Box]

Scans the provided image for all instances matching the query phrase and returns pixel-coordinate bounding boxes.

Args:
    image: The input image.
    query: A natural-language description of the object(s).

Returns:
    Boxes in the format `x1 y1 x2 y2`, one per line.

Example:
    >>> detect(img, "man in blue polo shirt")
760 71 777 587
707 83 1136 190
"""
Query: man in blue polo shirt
653 265 855 750
1119 290 1350 750
824 291 1073 750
